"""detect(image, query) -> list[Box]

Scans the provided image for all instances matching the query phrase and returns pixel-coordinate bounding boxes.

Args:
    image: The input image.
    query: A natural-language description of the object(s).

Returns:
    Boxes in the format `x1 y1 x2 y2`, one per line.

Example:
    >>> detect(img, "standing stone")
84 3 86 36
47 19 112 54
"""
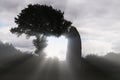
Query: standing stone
65 26 82 64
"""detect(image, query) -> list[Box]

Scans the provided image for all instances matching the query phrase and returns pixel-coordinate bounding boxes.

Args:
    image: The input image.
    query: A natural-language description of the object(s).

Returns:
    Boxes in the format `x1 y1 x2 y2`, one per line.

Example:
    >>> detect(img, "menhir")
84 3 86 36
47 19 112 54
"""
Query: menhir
65 26 82 64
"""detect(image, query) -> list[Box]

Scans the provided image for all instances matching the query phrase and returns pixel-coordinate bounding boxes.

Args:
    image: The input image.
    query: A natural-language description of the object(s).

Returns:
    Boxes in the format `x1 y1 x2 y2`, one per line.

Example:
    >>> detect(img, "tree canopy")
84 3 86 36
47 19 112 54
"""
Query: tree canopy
10 4 73 54
10 4 72 37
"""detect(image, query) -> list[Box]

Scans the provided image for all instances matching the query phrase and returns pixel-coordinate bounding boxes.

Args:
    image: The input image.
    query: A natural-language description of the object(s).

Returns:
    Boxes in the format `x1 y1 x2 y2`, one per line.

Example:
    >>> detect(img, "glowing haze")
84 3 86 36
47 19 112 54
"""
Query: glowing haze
44 36 68 61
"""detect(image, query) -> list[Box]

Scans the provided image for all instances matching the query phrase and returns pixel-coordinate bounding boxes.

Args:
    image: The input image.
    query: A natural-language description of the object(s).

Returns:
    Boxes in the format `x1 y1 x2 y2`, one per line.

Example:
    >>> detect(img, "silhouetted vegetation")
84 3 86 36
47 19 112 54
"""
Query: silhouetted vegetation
86 53 120 80
10 4 72 54
0 41 22 57
0 41 32 60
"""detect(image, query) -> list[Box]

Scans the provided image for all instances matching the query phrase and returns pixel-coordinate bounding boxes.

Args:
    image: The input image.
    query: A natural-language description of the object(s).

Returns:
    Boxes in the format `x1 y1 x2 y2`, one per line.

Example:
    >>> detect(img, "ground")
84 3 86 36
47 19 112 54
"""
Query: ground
0 53 118 80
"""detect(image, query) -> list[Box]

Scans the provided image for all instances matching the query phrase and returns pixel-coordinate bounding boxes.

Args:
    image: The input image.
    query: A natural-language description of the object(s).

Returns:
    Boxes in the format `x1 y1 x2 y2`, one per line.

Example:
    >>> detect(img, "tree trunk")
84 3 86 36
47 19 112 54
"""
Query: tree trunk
33 34 47 54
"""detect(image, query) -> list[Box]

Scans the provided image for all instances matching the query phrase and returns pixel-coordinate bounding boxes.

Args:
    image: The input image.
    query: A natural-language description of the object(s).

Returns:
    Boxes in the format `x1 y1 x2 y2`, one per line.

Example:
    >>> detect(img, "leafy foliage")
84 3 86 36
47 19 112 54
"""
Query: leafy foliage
10 4 72 37
10 4 72 54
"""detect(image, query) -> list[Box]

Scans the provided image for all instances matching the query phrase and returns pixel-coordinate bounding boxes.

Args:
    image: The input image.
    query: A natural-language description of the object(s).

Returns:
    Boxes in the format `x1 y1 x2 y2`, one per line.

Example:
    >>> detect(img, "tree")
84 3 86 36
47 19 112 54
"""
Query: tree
10 4 72 54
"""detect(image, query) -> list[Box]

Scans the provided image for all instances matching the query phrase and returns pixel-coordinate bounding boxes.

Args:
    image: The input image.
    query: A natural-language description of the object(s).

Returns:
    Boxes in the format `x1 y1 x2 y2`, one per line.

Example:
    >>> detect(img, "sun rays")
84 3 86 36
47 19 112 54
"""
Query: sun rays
44 36 68 61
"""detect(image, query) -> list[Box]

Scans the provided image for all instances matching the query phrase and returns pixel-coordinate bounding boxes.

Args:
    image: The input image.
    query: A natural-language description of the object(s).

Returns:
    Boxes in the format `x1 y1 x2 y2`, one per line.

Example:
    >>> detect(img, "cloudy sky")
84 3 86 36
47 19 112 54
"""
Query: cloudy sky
0 0 120 56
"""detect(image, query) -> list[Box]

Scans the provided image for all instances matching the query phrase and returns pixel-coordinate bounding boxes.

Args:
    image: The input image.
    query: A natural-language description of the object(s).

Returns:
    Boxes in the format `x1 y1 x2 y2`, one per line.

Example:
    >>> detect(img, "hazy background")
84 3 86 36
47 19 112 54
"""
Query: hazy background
0 0 120 56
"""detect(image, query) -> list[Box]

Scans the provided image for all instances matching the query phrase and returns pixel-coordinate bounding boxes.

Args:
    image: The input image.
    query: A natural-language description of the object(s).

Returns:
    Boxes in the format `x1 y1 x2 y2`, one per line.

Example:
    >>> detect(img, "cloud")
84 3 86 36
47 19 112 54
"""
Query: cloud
0 0 120 55
0 0 23 12
0 26 35 52
82 40 113 56
26 0 68 11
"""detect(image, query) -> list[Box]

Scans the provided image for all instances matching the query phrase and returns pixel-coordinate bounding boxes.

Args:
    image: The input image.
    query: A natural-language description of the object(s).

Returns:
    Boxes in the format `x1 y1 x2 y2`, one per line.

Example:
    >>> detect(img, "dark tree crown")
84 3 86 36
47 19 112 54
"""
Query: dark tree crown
11 4 72 37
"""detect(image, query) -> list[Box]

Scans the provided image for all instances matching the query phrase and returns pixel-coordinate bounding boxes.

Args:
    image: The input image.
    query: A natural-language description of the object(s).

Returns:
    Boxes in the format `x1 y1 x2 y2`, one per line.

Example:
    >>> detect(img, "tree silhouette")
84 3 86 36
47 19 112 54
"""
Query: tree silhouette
10 4 72 54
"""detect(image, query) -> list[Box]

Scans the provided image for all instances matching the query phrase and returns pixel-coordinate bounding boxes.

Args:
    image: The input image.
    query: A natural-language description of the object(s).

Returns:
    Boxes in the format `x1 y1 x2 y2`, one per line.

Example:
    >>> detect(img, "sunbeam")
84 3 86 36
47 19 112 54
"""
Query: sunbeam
44 36 68 61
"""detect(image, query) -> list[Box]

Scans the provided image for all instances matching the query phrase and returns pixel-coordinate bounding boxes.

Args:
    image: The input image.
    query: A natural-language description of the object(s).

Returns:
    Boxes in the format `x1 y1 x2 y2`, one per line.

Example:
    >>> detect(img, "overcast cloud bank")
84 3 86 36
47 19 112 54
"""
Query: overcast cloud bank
0 0 120 56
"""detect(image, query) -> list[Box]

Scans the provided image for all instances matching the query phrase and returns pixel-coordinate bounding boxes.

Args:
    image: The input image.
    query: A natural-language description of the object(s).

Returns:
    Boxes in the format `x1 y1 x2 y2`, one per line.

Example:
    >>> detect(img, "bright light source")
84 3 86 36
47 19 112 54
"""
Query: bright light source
44 36 68 61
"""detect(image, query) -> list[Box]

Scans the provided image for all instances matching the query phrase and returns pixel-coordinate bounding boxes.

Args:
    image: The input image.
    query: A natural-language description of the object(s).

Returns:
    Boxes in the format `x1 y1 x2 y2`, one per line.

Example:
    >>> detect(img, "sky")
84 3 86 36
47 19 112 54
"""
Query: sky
0 0 120 56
